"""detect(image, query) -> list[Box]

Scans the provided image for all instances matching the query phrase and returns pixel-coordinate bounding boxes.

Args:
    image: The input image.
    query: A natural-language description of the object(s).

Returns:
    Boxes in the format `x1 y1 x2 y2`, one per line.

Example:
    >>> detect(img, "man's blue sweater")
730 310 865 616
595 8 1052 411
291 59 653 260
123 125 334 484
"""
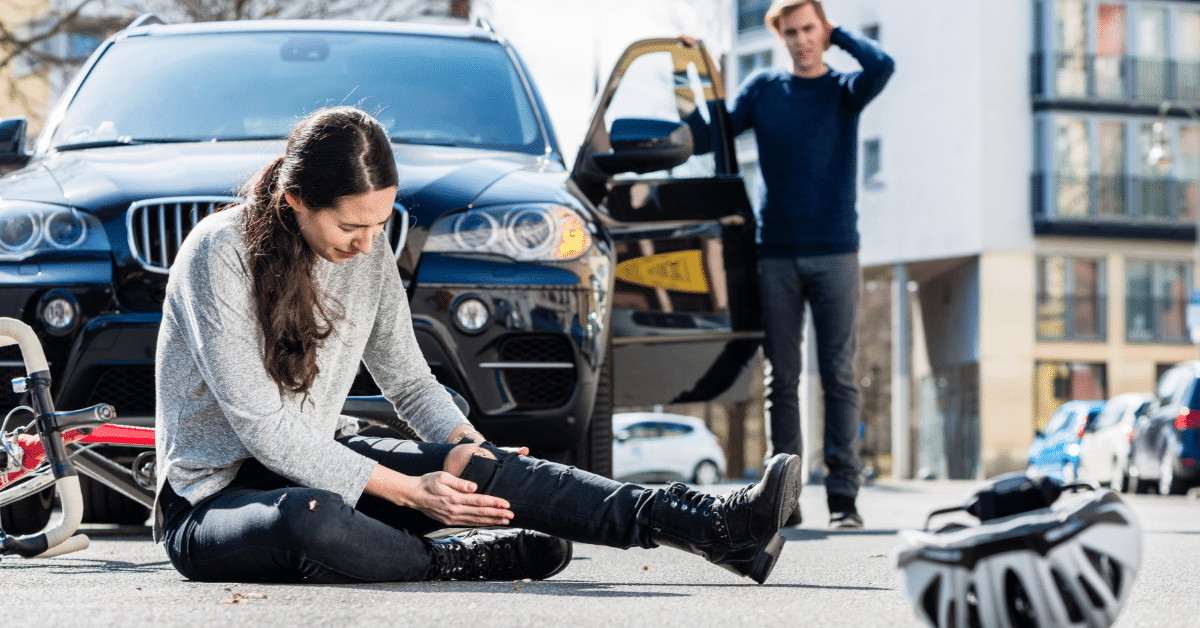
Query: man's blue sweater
730 27 894 257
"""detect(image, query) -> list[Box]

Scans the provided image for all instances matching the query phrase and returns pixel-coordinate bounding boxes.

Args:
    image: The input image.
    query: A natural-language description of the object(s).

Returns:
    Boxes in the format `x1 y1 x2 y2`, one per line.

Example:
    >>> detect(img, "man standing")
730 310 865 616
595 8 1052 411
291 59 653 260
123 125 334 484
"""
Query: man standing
732 0 893 529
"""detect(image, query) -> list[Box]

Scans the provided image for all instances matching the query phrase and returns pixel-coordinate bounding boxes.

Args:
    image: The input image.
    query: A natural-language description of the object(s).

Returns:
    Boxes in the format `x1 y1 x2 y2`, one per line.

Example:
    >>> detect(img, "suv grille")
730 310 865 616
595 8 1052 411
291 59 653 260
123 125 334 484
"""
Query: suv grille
126 197 240 273
498 335 576 409
127 197 409 272
86 366 157 416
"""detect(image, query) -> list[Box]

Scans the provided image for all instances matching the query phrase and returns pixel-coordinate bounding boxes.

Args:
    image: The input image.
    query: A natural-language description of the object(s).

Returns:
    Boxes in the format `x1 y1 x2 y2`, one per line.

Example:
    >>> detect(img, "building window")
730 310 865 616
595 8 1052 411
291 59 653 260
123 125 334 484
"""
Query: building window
1038 0 1199 104
737 0 773 33
862 23 880 42
863 138 882 185
1036 255 1106 341
738 49 773 84
1126 260 1191 343
1036 113 1199 226
1034 361 1107 429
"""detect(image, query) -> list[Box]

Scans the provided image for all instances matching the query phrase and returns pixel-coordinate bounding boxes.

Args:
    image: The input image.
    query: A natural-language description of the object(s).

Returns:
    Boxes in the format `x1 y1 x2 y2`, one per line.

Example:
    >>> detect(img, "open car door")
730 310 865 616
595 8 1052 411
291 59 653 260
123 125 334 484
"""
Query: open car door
572 38 762 407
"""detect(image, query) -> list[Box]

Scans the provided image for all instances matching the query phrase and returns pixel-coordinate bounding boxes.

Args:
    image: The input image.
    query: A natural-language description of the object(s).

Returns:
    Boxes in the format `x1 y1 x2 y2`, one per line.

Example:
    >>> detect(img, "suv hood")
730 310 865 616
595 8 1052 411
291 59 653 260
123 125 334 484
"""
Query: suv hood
0 142 565 223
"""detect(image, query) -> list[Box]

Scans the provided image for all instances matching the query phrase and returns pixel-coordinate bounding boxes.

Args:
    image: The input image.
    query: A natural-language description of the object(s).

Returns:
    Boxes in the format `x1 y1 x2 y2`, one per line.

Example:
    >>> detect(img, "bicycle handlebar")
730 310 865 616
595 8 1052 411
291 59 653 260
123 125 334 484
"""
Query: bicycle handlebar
0 317 50 374
0 317 98 559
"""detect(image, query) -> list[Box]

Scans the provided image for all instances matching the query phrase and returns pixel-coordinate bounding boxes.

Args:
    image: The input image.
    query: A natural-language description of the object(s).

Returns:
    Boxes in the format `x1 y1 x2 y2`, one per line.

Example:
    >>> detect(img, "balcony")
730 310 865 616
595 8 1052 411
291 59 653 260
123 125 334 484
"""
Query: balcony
1126 296 1189 344
1031 173 1199 239
1037 293 1106 342
1032 53 1200 107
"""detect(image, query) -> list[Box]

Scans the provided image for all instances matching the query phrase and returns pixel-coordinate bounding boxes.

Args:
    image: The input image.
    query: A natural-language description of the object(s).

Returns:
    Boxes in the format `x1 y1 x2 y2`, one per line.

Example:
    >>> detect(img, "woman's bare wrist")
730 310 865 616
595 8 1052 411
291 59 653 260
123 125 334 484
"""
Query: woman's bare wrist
446 423 483 444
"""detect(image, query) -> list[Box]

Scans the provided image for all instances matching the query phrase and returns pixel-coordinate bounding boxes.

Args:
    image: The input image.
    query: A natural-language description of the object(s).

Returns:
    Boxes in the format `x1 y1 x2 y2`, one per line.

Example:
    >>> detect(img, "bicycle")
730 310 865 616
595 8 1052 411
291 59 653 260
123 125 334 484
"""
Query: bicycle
1 316 462 559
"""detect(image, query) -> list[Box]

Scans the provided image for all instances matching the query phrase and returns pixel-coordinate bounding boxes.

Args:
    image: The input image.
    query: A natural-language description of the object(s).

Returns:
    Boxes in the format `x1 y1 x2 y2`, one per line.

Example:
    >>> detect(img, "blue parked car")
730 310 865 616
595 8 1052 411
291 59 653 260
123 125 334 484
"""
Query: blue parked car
1028 400 1105 482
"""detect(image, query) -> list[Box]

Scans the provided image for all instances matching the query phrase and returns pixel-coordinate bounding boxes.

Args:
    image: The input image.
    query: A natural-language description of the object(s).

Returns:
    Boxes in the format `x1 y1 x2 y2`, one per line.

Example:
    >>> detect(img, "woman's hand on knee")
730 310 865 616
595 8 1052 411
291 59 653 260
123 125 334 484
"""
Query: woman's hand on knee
412 471 514 526
365 464 514 527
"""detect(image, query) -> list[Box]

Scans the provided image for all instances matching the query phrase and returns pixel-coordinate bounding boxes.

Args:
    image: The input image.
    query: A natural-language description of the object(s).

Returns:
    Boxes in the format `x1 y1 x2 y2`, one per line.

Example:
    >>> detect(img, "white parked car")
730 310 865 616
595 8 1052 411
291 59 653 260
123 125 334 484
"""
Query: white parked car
1077 392 1152 491
612 413 726 485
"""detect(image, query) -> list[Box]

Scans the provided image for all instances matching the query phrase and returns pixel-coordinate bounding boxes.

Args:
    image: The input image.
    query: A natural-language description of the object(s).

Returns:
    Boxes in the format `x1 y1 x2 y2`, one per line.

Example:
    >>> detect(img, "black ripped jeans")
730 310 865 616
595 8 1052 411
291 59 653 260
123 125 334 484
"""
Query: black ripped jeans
161 436 658 583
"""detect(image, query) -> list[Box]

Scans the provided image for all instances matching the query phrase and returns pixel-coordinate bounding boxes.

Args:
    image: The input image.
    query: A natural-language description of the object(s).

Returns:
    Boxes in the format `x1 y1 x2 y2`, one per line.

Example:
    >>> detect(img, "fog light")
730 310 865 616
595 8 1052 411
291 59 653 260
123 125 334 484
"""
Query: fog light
454 297 489 333
39 290 79 335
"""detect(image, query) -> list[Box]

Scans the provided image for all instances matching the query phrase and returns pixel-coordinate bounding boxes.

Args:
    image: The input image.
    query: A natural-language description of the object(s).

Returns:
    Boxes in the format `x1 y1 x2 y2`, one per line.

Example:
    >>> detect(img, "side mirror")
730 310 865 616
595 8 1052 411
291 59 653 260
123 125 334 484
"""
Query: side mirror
614 429 631 443
0 117 31 172
591 117 693 175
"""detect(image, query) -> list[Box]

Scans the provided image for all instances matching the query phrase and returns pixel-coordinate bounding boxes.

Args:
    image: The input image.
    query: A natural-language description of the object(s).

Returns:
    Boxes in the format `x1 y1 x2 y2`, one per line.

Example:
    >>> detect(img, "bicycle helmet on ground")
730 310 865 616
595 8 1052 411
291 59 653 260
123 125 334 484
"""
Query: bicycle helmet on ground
892 472 1141 628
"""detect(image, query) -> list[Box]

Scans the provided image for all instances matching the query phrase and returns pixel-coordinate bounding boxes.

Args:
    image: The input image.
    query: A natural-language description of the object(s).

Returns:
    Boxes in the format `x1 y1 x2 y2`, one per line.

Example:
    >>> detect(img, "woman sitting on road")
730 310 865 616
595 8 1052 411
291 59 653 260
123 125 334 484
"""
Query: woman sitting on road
154 106 801 585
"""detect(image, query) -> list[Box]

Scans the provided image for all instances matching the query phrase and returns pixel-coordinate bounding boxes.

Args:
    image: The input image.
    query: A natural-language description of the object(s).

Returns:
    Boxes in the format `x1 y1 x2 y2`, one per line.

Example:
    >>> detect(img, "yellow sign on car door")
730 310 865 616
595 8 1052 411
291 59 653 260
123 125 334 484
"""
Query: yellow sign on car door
615 250 709 293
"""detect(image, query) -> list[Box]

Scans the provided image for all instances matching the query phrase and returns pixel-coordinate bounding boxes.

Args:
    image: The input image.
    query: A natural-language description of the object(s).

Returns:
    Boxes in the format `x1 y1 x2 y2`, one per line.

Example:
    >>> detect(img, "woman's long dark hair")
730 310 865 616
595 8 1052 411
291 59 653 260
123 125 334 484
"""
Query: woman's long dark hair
234 107 398 395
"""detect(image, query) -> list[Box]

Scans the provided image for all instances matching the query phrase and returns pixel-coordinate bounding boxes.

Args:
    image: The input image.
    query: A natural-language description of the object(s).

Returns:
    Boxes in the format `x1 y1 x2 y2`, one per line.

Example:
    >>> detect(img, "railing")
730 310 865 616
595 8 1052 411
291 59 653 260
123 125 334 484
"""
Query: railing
1032 52 1200 105
1126 296 1190 344
1036 293 1106 341
1031 173 1198 224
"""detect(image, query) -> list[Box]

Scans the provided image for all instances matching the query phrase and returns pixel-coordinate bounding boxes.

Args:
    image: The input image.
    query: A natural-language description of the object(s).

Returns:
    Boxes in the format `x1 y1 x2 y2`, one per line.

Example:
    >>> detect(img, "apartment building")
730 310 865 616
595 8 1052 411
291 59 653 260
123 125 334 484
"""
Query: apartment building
729 0 1200 479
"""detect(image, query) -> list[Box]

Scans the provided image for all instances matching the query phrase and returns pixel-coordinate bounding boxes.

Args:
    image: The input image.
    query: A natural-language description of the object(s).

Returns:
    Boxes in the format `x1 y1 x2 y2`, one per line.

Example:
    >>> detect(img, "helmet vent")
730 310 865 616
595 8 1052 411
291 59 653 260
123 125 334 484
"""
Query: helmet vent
1083 547 1122 596
1004 568 1040 628
1051 568 1084 623
1078 575 1106 608
921 574 941 626
966 584 982 628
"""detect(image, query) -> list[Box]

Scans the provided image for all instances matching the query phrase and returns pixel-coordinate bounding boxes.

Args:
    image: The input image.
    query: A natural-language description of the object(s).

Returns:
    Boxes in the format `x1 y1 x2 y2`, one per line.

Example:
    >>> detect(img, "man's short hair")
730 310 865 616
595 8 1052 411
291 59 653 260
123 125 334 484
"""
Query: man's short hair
765 0 829 37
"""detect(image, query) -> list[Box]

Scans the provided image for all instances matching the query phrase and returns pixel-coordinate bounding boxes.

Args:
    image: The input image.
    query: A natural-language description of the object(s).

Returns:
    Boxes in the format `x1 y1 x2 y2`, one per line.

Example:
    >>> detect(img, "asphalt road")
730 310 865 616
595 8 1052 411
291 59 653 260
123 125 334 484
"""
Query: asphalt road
1 480 1196 628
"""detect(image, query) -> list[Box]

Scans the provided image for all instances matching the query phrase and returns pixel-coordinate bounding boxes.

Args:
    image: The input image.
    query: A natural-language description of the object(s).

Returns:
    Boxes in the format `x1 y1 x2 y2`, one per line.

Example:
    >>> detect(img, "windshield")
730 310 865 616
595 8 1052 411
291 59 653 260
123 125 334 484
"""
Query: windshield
50 31 545 154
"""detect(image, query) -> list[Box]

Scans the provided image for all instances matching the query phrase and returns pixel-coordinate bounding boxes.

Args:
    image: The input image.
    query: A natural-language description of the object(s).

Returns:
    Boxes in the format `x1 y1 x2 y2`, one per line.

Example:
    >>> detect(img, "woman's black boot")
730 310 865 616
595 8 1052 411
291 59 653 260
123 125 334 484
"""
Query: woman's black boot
426 528 573 581
647 453 802 584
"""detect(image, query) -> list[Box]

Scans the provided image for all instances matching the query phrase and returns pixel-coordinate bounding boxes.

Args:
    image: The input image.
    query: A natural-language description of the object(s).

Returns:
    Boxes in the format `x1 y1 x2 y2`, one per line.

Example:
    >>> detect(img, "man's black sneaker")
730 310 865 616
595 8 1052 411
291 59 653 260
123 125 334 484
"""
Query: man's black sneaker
829 511 863 529
827 494 863 530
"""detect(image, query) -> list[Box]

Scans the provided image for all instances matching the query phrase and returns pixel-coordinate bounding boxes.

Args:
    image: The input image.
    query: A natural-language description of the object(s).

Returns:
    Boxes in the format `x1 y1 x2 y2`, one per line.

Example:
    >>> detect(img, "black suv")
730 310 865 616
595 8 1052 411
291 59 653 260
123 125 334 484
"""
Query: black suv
0 17 760 522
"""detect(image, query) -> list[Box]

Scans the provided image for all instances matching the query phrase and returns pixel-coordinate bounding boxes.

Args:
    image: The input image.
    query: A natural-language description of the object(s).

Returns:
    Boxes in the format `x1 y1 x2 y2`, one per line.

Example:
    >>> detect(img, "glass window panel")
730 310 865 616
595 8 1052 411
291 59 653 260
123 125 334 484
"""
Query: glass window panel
1126 260 1153 340
1096 121 1126 217
1138 122 1169 219
1137 7 1167 101
1071 259 1102 337
1157 262 1188 341
1095 4 1126 98
1055 0 1088 98
1178 10 1200 102
1038 256 1068 338
1055 116 1090 217
1182 125 1199 221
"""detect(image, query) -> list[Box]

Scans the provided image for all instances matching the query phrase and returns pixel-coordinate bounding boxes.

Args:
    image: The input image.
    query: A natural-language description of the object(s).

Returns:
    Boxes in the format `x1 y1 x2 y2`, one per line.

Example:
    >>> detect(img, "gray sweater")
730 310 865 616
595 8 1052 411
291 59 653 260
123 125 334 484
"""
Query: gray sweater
153 206 466 540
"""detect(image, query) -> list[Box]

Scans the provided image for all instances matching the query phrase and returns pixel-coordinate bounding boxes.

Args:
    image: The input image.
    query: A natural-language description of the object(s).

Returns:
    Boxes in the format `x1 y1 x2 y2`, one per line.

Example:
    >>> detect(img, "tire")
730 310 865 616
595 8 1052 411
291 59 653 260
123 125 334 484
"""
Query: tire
1159 451 1186 496
0 487 54 535
692 460 721 485
559 344 613 479
80 475 150 525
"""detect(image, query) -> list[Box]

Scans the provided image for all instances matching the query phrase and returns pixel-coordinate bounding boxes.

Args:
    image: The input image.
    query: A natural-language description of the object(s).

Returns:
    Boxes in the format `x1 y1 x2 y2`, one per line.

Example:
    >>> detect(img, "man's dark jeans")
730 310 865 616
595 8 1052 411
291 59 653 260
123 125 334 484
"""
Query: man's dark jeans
161 436 657 583
758 253 863 499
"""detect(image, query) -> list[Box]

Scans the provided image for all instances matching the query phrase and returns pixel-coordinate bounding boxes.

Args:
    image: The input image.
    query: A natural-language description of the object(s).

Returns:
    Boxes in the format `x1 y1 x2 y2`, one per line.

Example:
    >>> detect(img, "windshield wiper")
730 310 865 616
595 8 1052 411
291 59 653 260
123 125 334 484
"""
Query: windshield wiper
390 136 463 147
54 137 204 152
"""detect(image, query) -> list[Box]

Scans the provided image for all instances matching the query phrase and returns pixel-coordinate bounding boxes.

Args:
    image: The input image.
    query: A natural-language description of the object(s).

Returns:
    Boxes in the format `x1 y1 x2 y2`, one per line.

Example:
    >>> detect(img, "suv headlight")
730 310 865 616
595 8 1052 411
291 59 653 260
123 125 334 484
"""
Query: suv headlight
0 200 109 261
424 204 593 262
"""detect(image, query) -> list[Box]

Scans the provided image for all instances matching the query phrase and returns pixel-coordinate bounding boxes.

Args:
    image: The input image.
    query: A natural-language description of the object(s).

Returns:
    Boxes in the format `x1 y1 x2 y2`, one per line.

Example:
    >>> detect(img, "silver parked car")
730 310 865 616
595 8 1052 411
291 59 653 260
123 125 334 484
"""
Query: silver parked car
1077 392 1151 491
612 413 726 485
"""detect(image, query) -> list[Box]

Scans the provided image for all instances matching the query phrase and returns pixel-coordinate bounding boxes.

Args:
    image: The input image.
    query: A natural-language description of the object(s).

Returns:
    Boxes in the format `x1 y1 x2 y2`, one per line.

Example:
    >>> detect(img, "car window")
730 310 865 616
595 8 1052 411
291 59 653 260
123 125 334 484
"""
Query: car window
624 422 662 440
660 422 695 438
51 32 544 154
1091 404 1121 430
1044 408 1075 433
602 50 717 180
1187 378 1200 410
